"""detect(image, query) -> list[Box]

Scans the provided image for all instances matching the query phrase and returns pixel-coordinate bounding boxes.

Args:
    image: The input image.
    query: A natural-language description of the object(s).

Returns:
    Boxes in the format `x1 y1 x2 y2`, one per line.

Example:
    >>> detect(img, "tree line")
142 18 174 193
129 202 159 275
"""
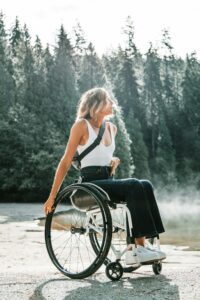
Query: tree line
0 13 200 201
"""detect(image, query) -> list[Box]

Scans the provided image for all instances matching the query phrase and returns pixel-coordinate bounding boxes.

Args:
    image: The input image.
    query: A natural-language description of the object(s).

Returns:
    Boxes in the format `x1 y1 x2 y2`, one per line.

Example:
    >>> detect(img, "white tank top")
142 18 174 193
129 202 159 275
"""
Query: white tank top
77 119 115 168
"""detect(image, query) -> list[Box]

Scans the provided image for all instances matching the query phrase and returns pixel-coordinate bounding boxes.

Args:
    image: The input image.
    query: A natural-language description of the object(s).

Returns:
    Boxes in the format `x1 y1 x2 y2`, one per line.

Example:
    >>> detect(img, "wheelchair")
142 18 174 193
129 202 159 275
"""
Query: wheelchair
45 182 163 281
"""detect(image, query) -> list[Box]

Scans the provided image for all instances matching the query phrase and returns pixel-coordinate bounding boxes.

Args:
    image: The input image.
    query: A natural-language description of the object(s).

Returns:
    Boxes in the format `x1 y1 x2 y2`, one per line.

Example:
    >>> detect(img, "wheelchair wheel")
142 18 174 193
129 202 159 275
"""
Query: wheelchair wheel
106 261 123 281
148 236 163 275
152 261 162 275
45 183 112 279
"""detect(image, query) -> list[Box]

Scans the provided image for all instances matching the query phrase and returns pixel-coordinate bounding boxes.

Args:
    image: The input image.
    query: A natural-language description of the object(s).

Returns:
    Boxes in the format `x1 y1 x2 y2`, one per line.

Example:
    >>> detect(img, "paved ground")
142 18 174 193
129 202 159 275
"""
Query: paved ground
0 203 200 300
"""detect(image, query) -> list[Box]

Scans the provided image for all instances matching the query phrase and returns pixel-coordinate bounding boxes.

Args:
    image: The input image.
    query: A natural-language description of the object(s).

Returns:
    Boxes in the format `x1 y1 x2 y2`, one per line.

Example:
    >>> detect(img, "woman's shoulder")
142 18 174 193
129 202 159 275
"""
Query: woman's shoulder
70 118 88 133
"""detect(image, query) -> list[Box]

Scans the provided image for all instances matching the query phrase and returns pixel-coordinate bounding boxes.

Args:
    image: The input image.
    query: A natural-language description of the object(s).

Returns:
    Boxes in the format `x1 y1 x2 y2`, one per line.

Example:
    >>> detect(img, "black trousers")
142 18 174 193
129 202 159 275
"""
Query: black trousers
80 166 165 242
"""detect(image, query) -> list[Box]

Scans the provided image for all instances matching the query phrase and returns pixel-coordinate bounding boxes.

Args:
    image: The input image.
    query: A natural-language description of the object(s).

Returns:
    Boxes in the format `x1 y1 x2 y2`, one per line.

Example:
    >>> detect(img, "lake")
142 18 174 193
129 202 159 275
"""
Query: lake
1 189 200 251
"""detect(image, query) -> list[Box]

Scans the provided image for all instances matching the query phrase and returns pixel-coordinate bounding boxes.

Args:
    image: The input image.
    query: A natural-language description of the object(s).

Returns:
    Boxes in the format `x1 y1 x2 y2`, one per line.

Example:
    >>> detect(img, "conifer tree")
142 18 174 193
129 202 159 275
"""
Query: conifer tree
113 47 140 117
78 42 106 93
126 109 150 178
179 53 200 182
0 12 15 116
111 101 134 178
48 25 78 133
154 114 176 185
142 44 163 160
9 18 27 105
72 22 87 56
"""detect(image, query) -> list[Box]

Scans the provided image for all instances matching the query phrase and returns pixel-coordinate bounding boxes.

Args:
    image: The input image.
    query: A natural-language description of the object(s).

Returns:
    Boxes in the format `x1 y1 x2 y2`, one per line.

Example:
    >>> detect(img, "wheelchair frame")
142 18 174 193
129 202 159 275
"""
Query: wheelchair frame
45 182 163 281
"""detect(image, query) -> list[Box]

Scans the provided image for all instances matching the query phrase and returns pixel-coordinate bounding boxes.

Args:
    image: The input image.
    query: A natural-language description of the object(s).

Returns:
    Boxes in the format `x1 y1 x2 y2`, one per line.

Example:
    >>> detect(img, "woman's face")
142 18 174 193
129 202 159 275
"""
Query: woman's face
100 98 114 117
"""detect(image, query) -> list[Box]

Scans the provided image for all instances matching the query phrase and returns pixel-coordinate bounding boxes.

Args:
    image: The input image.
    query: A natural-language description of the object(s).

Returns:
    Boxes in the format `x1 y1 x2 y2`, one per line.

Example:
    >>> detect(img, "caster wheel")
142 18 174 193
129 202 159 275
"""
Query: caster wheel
106 262 123 281
152 261 162 275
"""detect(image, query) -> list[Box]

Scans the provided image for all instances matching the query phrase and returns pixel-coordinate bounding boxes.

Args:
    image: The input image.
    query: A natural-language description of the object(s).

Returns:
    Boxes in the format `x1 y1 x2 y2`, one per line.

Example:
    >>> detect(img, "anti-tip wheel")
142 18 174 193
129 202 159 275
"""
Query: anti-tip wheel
105 262 123 281
152 261 162 275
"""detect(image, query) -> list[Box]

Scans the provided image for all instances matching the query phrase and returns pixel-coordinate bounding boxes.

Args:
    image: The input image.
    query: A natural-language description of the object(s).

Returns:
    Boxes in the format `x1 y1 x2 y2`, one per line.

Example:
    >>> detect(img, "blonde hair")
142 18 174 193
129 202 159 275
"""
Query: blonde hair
76 87 116 121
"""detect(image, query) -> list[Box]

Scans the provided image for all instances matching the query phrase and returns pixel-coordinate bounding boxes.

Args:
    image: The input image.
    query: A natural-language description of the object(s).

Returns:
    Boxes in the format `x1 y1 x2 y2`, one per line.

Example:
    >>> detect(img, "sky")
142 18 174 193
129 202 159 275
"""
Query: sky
1 0 200 57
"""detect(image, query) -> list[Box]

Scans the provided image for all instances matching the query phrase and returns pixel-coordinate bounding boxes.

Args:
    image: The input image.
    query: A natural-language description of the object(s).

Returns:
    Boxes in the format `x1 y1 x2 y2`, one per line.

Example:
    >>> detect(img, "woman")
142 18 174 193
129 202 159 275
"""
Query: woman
44 87 166 265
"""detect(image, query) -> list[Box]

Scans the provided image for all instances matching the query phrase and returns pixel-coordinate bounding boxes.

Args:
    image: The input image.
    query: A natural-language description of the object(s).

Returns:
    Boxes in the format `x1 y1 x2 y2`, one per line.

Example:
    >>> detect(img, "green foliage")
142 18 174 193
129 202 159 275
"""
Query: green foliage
112 106 134 178
1 13 200 202
77 42 106 93
126 109 150 179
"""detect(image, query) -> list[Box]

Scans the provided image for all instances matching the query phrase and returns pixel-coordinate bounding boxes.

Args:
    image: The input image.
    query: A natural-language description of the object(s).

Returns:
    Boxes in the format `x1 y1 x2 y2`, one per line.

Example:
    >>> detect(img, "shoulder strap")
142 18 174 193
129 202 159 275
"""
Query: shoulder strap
78 121 106 161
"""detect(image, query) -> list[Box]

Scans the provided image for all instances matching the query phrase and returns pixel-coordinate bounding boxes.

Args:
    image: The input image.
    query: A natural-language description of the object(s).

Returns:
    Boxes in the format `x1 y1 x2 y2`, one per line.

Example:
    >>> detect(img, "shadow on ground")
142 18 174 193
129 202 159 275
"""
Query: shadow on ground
29 273 180 300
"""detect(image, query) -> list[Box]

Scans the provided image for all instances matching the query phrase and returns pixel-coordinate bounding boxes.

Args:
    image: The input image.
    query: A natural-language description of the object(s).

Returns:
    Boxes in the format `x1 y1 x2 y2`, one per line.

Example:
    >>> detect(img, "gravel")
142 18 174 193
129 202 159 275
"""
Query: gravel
0 203 200 300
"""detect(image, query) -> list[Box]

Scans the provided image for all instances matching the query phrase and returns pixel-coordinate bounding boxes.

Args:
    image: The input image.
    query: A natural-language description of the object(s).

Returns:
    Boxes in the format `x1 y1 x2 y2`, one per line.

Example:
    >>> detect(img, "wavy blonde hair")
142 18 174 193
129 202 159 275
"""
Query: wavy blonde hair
76 87 116 121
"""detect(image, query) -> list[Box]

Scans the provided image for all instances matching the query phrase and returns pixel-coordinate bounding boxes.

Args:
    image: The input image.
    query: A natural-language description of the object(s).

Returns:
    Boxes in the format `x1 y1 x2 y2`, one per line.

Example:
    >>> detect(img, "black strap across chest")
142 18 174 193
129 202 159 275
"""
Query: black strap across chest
78 121 106 162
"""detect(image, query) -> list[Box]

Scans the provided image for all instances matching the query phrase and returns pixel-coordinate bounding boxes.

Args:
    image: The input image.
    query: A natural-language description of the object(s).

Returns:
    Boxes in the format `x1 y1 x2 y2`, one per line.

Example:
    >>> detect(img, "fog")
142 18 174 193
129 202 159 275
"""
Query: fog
0 186 199 250
156 187 200 250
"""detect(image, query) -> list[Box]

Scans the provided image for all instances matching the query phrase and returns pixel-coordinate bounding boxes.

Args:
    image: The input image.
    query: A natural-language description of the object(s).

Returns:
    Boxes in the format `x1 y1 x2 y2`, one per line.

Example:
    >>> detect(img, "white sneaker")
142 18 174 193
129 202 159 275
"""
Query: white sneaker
125 246 160 265
125 250 140 266
146 245 166 260
136 245 160 263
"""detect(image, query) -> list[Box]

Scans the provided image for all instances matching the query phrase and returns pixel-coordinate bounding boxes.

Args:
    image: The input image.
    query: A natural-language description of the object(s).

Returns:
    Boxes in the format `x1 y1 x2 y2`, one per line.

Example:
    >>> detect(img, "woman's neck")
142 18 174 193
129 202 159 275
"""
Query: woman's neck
89 117 104 128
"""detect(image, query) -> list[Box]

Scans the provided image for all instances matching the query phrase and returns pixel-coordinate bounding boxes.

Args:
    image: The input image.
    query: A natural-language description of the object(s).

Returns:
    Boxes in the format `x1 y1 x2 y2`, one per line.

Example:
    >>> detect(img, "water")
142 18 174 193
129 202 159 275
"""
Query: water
157 189 200 250
1 189 200 250
40 199 200 251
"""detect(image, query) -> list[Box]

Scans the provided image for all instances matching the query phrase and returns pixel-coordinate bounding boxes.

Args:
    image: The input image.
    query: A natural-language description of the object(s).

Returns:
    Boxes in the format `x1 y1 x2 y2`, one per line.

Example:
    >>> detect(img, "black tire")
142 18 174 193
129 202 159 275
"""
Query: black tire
106 262 123 281
45 183 112 279
149 235 163 275
152 261 162 275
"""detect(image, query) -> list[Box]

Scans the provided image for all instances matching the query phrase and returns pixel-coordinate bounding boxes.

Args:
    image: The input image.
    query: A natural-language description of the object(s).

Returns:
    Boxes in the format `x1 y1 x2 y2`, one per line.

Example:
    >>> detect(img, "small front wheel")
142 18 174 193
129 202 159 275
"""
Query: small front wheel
152 261 162 275
106 262 123 281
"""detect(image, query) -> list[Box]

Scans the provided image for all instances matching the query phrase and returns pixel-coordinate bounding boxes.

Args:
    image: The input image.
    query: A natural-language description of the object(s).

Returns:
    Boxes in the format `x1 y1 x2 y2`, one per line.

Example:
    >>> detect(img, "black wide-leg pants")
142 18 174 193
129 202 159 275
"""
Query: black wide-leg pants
81 174 165 241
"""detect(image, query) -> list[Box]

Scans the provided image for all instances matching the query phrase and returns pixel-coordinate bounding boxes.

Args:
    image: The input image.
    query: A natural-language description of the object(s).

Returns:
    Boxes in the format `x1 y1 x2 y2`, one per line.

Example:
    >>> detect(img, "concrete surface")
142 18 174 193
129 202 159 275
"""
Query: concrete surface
0 203 200 300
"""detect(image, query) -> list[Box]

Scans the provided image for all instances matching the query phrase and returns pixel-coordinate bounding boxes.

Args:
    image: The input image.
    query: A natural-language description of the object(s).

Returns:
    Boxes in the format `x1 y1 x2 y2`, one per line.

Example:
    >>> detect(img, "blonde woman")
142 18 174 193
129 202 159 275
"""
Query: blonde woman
44 87 166 265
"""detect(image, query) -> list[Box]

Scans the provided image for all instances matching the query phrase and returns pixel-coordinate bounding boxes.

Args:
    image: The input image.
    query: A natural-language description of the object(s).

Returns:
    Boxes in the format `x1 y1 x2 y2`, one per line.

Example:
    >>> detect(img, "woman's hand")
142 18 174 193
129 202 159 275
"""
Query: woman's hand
44 195 56 216
110 157 120 175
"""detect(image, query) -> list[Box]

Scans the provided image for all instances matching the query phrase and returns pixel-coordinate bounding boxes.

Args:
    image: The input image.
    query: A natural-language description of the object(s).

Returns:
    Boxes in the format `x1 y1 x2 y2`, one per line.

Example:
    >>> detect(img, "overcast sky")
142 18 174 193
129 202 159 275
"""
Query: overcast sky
1 0 200 57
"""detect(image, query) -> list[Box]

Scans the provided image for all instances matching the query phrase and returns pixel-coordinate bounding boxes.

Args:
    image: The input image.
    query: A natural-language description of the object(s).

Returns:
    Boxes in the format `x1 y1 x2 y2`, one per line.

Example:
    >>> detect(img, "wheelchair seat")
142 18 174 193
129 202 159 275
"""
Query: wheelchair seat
70 182 116 211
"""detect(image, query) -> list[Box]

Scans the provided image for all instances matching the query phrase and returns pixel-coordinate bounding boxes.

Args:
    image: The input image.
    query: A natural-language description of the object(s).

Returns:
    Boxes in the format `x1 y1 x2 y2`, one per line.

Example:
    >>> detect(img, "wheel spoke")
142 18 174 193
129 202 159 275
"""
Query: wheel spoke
45 185 112 279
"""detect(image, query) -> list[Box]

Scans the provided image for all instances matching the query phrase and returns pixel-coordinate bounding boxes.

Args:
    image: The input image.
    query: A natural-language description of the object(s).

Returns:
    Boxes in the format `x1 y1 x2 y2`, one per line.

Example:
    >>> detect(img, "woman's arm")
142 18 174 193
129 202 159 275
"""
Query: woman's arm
44 120 85 215
110 124 120 175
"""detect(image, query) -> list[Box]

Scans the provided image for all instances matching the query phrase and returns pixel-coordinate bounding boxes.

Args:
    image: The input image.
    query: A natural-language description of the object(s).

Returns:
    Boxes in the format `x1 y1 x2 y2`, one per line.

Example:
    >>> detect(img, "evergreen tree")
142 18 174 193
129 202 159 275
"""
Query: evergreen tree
48 25 78 133
160 30 185 183
112 102 134 178
126 109 150 178
0 12 6 62
113 47 140 117
9 17 22 57
182 54 200 132
72 22 87 55
0 103 65 196
0 62 15 116
122 16 138 57
78 42 106 93
42 44 55 121
9 18 27 105
179 53 200 183
31 35 48 118
143 44 163 161
154 114 176 185
2 12 200 199
0 12 15 116
142 44 176 183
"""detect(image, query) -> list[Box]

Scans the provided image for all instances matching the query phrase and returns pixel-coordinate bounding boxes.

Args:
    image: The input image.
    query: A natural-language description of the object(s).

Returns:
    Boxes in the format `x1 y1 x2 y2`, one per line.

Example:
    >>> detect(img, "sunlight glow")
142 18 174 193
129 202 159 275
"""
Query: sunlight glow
1 0 200 57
